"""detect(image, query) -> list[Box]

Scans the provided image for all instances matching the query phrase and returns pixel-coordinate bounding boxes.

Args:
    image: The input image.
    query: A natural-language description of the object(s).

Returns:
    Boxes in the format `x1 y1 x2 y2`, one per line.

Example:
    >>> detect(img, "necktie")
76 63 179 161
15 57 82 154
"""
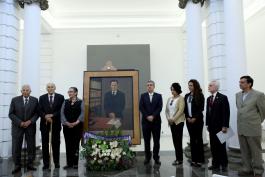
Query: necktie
49 95 53 107
210 95 214 106
24 98 28 105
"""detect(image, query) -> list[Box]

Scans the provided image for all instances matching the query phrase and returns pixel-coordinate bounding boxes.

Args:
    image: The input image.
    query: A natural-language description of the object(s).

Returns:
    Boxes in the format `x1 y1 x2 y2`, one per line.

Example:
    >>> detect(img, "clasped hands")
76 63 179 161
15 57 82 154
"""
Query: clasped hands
147 115 154 122
20 120 32 128
187 117 196 124
65 120 80 128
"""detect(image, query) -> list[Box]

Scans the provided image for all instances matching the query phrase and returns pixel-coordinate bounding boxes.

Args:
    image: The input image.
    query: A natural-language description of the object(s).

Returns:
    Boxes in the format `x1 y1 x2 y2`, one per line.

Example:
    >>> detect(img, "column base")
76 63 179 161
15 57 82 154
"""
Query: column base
184 142 211 163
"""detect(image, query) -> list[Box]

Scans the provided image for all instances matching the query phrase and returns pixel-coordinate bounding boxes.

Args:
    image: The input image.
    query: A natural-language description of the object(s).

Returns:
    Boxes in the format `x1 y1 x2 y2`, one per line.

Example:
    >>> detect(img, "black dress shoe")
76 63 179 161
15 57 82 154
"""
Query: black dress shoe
27 165 37 171
154 160 161 165
55 164 60 168
63 165 73 170
12 166 21 174
208 165 219 170
42 165 49 170
172 160 183 165
144 159 150 165
221 165 227 171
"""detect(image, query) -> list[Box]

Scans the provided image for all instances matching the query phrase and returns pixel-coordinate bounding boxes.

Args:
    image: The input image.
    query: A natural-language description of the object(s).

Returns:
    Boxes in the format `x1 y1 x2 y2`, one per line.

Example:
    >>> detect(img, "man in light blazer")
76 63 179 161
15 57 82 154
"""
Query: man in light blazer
9 85 39 174
206 80 230 171
236 76 265 177
139 80 163 165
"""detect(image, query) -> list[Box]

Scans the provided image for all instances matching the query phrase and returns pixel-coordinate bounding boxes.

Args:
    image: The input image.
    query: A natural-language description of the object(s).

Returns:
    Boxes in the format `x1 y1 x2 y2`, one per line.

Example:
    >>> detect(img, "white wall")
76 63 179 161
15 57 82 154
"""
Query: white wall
52 27 185 135
245 11 265 92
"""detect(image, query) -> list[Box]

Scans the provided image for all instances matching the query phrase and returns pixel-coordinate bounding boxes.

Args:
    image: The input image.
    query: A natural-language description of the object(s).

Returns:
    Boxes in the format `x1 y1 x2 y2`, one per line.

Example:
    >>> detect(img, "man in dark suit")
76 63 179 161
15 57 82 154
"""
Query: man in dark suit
104 80 125 118
39 83 64 170
139 80 163 165
9 85 39 174
206 80 230 171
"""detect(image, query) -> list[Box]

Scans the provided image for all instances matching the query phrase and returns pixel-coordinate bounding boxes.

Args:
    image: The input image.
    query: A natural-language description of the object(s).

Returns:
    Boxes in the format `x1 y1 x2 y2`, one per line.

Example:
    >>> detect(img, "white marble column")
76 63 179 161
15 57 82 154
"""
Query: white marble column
224 0 247 149
0 0 19 158
21 3 41 97
20 3 41 147
185 1 207 144
207 0 226 88
185 1 205 85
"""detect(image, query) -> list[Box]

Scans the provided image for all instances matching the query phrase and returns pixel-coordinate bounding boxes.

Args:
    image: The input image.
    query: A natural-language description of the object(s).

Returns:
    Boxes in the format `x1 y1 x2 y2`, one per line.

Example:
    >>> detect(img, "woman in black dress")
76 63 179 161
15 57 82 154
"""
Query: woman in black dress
61 87 84 169
184 79 205 167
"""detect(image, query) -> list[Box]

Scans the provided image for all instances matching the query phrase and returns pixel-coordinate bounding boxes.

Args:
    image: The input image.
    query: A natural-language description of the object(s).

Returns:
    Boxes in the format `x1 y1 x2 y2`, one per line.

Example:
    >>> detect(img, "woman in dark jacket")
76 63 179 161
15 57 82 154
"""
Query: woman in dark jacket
61 87 84 169
184 79 205 167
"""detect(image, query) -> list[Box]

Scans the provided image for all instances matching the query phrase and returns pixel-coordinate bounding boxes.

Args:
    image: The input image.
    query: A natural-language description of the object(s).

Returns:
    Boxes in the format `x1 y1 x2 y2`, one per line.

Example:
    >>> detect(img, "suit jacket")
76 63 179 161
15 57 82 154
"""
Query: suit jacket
206 92 230 133
39 93 64 130
236 89 265 136
184 92 205 123
139 92 163 125
165 95 185 125
9 95 39 128
104 90 125 118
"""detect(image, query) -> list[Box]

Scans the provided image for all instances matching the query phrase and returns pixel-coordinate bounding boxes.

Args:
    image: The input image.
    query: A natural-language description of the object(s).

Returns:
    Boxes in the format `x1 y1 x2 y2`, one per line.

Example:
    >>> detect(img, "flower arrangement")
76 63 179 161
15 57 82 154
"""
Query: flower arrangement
81 129 135 171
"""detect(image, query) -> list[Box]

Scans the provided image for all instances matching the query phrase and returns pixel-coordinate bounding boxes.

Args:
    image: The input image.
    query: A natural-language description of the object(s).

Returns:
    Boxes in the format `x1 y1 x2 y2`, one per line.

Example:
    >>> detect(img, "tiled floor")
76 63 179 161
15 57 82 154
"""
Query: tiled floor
1 152 264 177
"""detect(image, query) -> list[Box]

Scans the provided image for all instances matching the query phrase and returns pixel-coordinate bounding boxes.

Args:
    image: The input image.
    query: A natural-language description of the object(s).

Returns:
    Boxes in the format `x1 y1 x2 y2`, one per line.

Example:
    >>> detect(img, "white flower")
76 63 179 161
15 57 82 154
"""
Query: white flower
103 141 106 145
122 152 126 155
94 157 96 160
98 159 102 164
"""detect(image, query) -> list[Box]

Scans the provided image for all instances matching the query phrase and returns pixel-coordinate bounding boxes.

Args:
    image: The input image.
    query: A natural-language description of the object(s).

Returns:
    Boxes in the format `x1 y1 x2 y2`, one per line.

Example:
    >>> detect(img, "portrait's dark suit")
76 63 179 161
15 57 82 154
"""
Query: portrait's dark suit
139 92 162 161
39 93 64 167
9 95 39 167
104 90 125 118
184 92 205 163
206 92 230 168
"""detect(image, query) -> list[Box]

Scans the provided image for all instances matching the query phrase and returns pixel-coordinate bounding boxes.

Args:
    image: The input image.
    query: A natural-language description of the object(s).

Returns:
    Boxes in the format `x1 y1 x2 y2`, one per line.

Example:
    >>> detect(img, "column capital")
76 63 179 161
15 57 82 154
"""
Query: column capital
17 0 49 11
178 0 205 9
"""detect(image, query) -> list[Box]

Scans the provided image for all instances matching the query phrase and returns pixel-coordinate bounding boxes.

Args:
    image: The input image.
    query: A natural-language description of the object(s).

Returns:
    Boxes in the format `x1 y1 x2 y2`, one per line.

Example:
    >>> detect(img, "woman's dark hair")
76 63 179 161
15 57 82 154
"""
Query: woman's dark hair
171 83 182 94
188 79 203 104
69 87 78 93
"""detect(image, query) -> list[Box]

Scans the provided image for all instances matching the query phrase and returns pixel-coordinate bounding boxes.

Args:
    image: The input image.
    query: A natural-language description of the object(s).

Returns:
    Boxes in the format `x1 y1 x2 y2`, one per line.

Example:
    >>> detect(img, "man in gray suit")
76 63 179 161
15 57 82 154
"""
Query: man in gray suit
236 76 265 177
9 85 39 174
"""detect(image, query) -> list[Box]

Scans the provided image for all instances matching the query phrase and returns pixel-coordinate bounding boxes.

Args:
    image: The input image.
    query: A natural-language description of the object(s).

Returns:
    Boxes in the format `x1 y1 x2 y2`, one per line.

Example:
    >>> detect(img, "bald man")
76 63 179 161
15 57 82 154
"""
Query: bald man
9 85 39 174
39 83 64 170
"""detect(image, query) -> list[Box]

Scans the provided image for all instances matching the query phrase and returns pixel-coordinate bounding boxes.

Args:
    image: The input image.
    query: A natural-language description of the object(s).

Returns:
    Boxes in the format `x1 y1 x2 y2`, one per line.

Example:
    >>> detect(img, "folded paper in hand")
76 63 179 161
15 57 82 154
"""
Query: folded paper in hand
107 118 121 128
216 128 234 144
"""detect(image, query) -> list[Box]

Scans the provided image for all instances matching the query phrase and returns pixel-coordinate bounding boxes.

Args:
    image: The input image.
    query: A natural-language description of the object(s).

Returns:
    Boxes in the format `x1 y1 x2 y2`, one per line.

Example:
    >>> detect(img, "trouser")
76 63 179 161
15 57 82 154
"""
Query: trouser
238 134 264 175
12 125 36 166
209 132 228 167
41 124 61 166
142 123 161 160
63 124 82 166
186 121 204 163
170 122 184 161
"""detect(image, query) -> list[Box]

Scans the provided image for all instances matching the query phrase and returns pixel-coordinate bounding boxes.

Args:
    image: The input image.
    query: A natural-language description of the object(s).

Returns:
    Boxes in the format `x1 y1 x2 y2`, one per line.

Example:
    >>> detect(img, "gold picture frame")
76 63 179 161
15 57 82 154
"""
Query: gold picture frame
83 70 140 145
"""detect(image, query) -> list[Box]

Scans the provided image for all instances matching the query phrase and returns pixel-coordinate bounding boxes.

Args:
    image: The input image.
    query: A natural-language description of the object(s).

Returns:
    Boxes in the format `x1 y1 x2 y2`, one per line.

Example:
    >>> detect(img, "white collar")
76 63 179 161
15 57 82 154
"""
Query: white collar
148 92 154 96
48 93 55 97
212 92 217 98
23 96 29 102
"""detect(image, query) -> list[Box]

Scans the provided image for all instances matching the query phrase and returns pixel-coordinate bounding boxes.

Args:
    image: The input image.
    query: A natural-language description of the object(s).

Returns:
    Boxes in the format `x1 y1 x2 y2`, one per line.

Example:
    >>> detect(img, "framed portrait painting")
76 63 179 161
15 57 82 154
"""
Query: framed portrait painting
83 70 140 144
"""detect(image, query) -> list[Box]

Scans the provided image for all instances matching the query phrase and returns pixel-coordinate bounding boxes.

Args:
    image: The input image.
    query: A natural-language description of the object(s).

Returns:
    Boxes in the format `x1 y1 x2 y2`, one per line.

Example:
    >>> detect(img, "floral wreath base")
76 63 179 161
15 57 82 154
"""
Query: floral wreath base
81 130 136 171
17 0 49 11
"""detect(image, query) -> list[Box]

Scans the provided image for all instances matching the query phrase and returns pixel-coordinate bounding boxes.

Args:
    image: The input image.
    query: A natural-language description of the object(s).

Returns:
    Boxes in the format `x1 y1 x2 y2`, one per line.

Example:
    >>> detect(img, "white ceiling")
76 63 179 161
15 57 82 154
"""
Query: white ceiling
40 0 265 29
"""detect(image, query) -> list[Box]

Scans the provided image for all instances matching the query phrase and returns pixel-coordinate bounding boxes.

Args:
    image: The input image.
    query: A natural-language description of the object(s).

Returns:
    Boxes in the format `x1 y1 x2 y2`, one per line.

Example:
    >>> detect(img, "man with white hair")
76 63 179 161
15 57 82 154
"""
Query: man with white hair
39 83 64 170
206 80 230 172
9 85 39 174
